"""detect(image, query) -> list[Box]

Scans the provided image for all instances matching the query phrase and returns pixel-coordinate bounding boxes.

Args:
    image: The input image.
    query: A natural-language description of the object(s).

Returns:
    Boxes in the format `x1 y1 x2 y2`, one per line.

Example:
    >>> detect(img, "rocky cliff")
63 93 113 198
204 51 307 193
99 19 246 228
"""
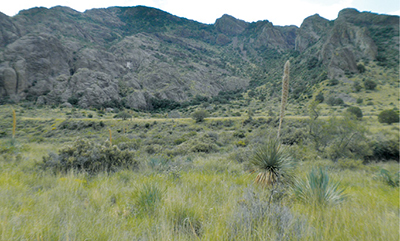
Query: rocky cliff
0 6 398 109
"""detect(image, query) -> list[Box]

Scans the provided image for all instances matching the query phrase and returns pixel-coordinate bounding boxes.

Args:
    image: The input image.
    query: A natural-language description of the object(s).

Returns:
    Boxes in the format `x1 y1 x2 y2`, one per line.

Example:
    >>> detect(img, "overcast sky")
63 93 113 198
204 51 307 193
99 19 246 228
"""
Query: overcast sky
1 0 399 26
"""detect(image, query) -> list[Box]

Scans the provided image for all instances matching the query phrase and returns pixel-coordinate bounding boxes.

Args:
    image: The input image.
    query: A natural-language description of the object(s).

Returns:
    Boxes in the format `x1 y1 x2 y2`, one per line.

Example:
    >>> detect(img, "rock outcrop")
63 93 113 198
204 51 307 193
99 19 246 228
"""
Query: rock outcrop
0 6 398 108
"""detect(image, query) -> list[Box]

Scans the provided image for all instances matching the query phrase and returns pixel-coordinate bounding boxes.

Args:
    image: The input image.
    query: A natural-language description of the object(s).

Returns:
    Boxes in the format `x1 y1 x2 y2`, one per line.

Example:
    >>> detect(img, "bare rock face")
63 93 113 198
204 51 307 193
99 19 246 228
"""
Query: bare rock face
65 69 120 108
0 68 17 96
0 12 19 47
295 14 331 52
295 8 397 79
0 5 398 108
215 14 248 36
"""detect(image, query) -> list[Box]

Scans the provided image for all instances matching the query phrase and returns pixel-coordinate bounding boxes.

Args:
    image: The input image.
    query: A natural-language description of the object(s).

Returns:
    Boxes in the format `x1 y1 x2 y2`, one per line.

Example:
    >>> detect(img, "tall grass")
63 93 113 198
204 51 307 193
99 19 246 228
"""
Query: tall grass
0 151 397 240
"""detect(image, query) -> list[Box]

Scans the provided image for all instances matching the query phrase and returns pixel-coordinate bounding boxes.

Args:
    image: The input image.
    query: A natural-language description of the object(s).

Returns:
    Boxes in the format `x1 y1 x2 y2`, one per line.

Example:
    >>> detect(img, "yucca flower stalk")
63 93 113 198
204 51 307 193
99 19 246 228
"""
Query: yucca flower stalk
12 109 16 139
277 60 290 138
109 129 112 145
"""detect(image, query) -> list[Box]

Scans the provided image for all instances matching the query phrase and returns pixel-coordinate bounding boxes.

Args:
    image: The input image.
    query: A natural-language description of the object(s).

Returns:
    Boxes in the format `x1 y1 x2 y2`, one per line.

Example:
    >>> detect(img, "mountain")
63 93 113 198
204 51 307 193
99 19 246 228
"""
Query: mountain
0 6 398 110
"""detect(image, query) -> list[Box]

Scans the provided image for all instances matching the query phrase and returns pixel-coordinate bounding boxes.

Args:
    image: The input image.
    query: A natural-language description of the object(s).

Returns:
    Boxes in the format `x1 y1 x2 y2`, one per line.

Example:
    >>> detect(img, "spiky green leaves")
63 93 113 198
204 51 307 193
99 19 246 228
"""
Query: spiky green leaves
293 168 347 206
250 138 295 187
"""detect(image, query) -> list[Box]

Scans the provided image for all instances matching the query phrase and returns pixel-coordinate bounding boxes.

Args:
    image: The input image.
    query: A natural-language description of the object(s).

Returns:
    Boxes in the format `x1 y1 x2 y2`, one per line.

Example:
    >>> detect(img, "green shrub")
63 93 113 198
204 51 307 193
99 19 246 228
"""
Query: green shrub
353 81 362 92
328 79 339 86
174 138 187 145
337 158 364 170
113 111 132 120
315 92 324 103
190 141 217 153
357 63 366 73
191 109 209 123
326 97 344 106
41 138 137 174
378 109 399 125
233 130 246 138
369 136 399 161
346 106 363 119
235 140 247 147
364 79 377 90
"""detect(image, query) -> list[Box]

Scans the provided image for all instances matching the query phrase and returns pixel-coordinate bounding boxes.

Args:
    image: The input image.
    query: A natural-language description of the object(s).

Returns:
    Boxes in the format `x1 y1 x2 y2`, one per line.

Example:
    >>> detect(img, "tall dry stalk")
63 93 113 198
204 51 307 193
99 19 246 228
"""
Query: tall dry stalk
109 129 112 145
12 109 16 139
277 60 290 138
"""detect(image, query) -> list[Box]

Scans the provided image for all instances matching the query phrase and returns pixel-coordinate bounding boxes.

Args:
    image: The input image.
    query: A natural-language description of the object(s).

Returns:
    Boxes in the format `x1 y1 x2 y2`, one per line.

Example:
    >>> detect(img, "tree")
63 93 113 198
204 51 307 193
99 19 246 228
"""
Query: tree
346 106 363 119
307 103 368 160
378 109 399 125
191 109 209 123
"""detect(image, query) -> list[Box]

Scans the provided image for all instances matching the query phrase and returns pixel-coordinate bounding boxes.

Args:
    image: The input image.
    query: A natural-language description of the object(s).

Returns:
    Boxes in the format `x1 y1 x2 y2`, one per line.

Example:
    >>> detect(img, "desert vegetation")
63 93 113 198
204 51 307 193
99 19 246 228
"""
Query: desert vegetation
0 57 398 241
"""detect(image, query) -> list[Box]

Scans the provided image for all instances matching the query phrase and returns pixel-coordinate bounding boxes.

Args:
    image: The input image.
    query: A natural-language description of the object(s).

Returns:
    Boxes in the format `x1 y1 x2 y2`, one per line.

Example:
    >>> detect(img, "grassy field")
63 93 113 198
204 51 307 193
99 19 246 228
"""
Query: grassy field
0 101 398 240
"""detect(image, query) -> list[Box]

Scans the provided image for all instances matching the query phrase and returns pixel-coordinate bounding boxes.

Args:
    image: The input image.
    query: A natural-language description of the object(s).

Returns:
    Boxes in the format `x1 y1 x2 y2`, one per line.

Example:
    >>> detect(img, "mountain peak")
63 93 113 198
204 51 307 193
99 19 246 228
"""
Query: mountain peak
214 14 248 36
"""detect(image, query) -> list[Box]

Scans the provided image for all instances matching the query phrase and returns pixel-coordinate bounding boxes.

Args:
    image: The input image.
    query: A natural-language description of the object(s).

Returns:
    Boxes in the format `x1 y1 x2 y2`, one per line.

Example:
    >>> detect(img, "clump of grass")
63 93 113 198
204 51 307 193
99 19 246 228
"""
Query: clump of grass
249 137 295 187
169 204 202 238
293 168 347 207
376 168 399 187
135 183 164 215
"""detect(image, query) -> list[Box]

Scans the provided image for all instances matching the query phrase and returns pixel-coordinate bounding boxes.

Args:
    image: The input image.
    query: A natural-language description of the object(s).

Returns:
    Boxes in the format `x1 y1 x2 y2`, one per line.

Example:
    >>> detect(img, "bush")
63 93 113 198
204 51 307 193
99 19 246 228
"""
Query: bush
41 138 137 174
191 109 209 123
369 136 399 161
229 187 307 240
353 81 362 92
357 63 366 73
326 97 344 106
364 79 377 90
346 106 363 119
315 92 324 103
327 79 339 86
113 111 132 120
378 109 399 125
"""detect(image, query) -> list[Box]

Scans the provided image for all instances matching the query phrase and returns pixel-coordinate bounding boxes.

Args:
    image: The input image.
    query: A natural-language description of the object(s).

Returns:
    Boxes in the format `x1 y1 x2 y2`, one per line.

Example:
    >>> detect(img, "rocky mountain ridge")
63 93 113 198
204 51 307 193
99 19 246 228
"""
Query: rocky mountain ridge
0 6 398 109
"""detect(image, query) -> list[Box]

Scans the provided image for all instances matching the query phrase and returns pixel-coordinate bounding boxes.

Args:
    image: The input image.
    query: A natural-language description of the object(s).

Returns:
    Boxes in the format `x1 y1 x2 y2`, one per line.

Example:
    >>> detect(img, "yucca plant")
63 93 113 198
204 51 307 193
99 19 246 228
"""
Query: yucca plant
250 138 295 187
377 169 399 187
293 168 347 206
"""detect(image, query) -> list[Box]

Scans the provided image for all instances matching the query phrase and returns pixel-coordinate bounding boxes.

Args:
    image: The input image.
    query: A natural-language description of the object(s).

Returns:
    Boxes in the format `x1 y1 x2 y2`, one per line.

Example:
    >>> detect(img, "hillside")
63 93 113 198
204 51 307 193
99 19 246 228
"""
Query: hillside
0 6 398 110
